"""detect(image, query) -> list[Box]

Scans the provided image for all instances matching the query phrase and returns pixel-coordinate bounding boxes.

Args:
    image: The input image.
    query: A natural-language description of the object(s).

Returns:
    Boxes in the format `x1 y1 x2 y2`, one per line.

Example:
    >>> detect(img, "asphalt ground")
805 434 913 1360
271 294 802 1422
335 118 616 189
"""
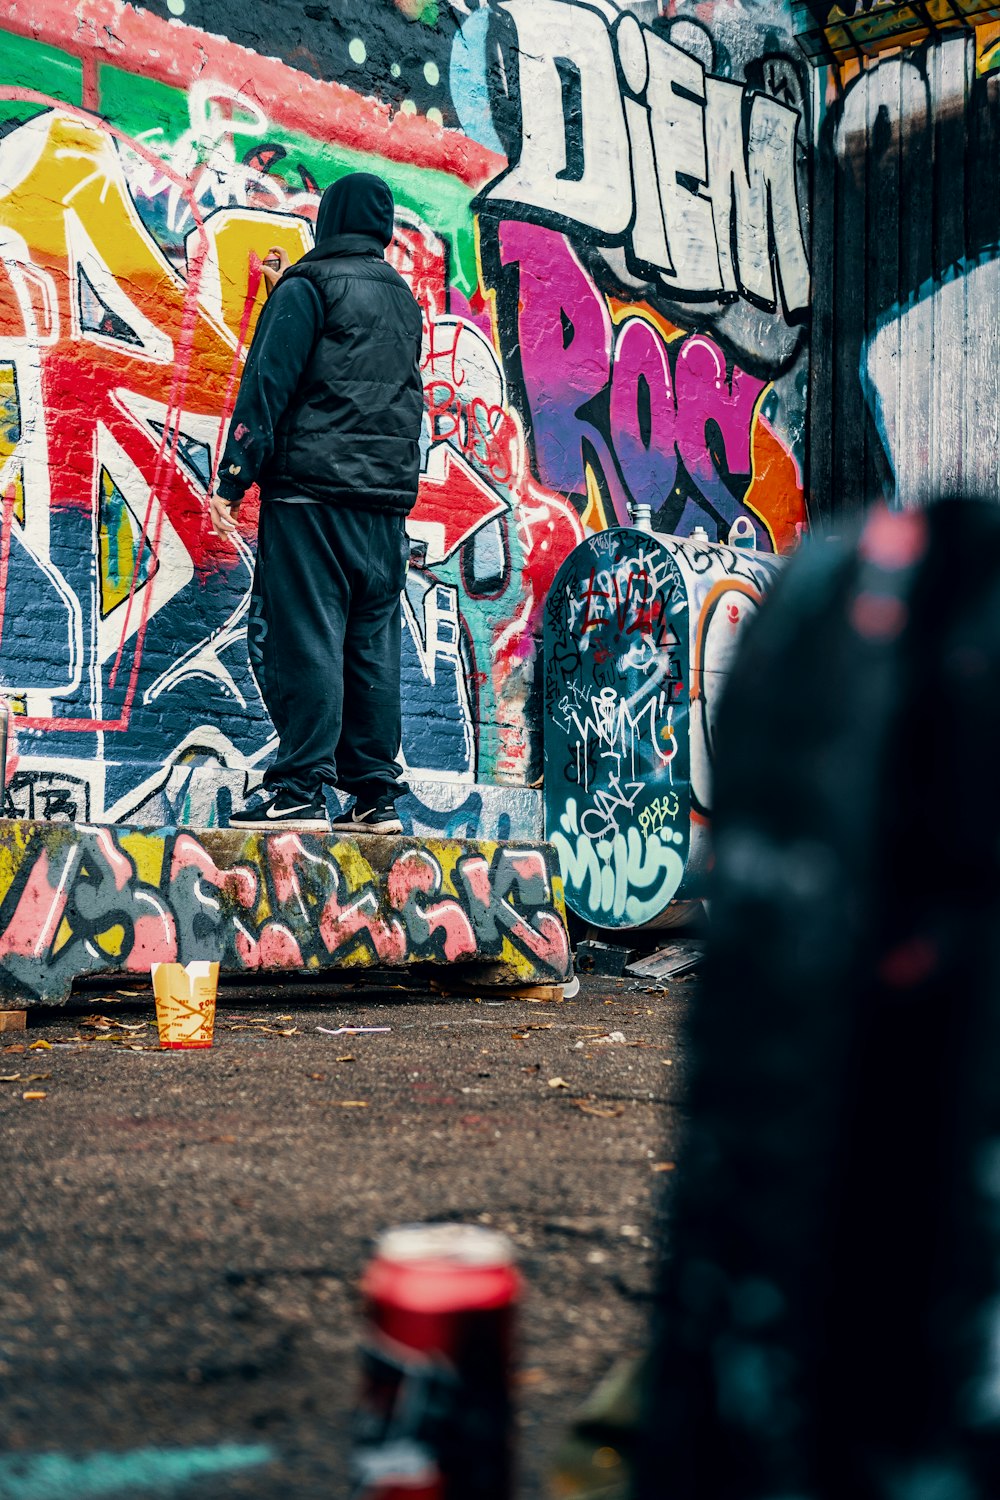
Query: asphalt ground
0 972 690 1499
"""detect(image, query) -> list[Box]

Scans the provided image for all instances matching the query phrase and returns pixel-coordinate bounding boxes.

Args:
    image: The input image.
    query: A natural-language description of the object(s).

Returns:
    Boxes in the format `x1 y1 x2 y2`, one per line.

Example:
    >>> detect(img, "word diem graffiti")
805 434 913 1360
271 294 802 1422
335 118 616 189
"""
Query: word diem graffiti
0 823 571 1005
544 529 690 927
483 0 809 311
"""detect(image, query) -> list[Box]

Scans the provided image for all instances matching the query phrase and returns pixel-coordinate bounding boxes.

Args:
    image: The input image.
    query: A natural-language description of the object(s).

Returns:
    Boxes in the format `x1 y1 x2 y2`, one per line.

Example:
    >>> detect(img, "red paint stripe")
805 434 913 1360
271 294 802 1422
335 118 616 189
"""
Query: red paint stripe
113 250 209 719
108 227 211 695
211 254 264 489
80 51 98 112
20 717 127 732
0 480 17 660
0 0 503 188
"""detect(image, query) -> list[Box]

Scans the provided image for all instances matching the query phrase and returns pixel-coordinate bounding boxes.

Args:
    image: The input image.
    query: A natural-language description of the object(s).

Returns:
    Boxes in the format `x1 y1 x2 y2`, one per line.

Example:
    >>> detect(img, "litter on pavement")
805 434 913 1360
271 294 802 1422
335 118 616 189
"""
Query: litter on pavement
625 939 704 985
317 1026 392 1036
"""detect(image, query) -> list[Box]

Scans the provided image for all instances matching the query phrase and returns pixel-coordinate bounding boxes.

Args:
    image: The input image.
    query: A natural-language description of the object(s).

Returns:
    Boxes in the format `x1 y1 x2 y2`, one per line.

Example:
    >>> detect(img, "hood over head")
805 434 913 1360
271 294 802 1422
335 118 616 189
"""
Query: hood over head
315 172 395 247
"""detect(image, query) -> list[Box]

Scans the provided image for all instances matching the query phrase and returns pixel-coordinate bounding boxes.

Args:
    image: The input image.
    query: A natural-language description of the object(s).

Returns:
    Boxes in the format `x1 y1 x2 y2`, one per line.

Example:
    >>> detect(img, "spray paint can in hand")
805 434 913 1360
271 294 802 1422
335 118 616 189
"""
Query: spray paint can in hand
351 1223 520 1500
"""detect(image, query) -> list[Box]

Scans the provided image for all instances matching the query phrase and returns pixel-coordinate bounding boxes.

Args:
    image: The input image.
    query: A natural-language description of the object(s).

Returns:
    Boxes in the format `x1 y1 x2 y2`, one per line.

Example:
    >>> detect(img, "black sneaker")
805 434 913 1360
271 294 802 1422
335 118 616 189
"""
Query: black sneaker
331 795 403 835
229 789 330 831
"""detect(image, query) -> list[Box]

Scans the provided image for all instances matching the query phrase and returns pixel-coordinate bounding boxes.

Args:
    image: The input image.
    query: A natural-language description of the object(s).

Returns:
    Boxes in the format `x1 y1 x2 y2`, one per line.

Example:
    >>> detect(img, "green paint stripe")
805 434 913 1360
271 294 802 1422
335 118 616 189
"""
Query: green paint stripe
0 1444 274 1499
0 31 84 125
96 64 481 296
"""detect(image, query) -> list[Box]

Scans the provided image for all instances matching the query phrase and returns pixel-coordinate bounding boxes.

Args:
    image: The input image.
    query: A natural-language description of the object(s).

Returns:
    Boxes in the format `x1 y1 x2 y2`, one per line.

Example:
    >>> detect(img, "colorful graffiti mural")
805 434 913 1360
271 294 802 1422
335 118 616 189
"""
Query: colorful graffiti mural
0 0 809 837
0 821 571 1004
544 527 781 926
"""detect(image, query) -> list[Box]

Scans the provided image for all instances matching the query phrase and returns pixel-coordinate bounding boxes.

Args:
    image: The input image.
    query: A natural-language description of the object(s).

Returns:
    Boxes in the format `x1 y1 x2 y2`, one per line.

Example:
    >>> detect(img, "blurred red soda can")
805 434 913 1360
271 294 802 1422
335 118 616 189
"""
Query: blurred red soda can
351 1223 520 1500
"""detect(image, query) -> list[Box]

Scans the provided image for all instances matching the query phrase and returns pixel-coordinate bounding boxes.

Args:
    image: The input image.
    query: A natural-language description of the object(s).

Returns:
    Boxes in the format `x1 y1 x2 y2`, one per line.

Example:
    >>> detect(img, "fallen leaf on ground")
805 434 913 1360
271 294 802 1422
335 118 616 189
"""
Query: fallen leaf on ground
548 1077 570 1090
572 1098 625 1118
650 1161 676 1172
28 1040 52 1051
25 1074 51 1082
329 1100 369 1108
336 1055 355 1063
3 1044 24 1053
309 1073 327 1082
0 1073 21 1081
21 1091 46 1100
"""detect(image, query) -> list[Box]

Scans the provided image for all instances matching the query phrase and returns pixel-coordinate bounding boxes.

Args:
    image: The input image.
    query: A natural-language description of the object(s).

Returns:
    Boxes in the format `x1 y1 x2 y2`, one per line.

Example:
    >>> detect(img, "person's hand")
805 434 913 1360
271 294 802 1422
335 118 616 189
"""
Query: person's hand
261 246 291 290
210 491 241 540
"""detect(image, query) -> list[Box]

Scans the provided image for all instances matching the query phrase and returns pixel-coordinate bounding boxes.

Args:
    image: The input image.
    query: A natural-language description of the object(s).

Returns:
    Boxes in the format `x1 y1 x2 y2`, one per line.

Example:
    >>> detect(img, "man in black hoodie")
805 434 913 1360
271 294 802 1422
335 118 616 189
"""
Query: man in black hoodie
211 173 424 832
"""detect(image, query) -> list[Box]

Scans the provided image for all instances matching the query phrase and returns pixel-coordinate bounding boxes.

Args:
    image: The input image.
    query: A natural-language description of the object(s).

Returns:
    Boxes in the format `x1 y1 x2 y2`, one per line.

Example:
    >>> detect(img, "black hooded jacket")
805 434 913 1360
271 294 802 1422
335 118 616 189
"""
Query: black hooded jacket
217 173 424 513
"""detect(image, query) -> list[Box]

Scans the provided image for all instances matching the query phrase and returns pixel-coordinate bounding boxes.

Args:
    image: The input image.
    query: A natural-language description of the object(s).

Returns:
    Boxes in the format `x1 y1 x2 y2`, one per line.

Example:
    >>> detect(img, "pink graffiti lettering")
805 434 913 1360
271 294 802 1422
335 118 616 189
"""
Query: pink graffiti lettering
387 849 477 962
320 881 408 966
0 844 76 961
126 902 179 970
170 832 258 909
456 850 572 977
0 829 570 1001
496 221 766 536
234 920 303 970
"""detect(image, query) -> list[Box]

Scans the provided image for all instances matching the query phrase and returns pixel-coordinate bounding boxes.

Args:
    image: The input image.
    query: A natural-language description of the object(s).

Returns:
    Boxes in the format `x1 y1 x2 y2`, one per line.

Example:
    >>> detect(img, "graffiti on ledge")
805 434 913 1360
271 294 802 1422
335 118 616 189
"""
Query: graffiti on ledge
0 823 571 1004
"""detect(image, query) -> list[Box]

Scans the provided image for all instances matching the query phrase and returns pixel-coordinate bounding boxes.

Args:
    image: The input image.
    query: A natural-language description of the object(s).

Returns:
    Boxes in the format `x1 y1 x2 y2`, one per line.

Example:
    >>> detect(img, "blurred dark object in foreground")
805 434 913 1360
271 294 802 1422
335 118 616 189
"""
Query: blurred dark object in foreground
635 500 1000 1500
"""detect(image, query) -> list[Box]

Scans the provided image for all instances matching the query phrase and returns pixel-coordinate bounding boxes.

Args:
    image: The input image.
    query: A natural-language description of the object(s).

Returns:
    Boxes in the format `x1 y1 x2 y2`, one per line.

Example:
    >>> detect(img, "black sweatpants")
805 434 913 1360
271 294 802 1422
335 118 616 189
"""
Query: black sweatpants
248 501 408 804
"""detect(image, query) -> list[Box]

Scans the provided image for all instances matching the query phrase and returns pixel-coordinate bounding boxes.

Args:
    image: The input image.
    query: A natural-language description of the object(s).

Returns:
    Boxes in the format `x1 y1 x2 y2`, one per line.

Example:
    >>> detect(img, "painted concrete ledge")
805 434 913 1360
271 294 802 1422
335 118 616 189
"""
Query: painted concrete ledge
0 821 573 1007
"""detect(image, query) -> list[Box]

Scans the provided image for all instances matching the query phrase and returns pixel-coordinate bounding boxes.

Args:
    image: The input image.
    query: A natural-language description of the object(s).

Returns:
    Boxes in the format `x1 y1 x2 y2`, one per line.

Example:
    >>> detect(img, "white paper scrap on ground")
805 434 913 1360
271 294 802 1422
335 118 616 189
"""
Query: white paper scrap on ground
316 1026 392 1036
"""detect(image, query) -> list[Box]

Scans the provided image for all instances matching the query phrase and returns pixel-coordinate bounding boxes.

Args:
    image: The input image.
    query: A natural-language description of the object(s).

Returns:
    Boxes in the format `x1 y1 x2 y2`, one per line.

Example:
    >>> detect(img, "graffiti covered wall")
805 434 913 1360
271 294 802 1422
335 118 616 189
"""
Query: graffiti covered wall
805 6 1000 520
0 0 810 836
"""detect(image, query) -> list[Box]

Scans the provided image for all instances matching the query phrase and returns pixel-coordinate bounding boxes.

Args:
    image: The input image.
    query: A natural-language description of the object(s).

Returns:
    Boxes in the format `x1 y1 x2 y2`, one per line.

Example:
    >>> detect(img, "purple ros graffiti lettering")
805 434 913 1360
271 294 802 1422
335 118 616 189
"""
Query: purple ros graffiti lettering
495 222 767 538
0 828 571 1002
